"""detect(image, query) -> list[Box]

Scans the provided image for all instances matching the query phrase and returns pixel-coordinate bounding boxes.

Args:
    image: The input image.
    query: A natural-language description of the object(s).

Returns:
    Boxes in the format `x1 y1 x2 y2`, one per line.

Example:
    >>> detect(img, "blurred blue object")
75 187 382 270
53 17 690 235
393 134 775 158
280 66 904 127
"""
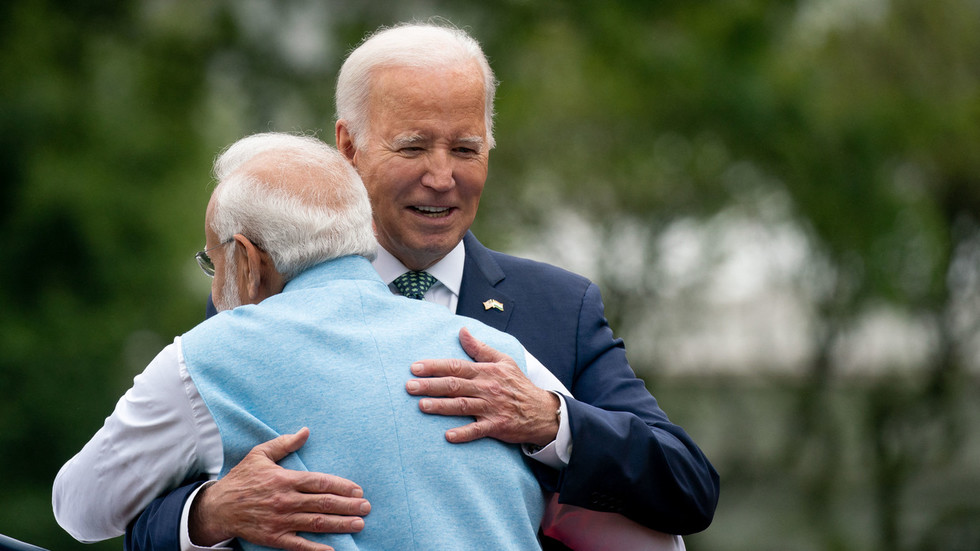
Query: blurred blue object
0 535 48 551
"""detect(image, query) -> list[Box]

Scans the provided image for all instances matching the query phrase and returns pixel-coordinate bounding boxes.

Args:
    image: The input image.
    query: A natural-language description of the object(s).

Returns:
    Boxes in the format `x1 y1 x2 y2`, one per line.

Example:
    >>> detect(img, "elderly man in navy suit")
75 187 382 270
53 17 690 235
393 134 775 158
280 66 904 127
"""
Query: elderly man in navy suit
124 22 719 551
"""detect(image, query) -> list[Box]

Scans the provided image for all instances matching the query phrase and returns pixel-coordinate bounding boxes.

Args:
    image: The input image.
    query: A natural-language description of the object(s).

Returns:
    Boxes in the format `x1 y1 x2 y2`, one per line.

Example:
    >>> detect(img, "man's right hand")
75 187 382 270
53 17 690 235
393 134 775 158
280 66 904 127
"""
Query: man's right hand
189 428 371 551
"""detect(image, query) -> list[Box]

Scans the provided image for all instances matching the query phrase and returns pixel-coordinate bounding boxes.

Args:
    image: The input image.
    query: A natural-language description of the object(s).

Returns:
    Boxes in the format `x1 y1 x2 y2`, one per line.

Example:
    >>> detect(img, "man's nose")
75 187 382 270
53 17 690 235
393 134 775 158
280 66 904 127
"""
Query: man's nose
420 150 455 191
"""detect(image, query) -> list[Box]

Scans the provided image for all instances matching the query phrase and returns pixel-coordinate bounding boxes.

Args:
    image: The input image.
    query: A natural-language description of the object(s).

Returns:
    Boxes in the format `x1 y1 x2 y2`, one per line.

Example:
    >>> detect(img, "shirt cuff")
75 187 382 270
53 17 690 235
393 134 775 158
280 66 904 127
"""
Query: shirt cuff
180 481 234 551
522 392 572 469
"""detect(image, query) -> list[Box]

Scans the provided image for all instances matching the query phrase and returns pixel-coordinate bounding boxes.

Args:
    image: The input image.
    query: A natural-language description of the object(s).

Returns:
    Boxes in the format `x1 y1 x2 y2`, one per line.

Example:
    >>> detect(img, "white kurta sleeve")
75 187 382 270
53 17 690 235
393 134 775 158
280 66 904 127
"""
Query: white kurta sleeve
52 338 221 542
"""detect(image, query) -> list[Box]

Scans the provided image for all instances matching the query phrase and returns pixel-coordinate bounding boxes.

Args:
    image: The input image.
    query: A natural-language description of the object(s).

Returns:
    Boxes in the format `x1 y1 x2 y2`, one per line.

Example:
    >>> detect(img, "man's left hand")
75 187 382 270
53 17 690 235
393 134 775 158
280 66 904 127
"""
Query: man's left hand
405 327 560 447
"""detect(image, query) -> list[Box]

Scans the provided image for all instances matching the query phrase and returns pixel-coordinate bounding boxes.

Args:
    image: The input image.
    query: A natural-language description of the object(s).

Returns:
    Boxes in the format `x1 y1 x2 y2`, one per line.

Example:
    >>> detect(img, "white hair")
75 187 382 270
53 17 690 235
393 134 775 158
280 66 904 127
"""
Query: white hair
336 21 498 149
213 253 242 312
210 132 377 281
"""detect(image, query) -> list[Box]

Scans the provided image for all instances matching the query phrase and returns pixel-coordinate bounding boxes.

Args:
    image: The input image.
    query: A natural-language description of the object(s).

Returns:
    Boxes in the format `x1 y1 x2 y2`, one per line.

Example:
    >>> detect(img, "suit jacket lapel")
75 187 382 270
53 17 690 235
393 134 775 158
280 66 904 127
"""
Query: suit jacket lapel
457 232 514 332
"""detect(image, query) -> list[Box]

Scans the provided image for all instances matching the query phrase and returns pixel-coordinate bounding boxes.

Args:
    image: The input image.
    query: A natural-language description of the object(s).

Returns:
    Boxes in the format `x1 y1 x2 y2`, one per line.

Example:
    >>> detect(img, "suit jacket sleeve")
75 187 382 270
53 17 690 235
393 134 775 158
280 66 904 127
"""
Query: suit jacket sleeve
554 282 719 535
457 234 718 536
125 480 205 551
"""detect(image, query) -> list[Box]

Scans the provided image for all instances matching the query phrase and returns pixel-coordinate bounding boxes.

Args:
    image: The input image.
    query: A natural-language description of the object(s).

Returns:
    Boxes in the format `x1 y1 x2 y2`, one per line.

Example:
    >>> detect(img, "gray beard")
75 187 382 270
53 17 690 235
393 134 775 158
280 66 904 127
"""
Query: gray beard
213 259 243 312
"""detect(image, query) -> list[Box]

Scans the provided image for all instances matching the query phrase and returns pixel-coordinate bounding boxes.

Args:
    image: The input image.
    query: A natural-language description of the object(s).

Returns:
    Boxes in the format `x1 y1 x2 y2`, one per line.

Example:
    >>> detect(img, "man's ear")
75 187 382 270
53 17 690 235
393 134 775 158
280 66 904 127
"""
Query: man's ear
234 234 284 304
336 120 357 165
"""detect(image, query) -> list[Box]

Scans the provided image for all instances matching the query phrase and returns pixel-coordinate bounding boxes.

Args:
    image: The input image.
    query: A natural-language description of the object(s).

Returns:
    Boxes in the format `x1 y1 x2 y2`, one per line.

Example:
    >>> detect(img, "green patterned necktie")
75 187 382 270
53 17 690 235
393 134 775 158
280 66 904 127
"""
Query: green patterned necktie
392 271 438 300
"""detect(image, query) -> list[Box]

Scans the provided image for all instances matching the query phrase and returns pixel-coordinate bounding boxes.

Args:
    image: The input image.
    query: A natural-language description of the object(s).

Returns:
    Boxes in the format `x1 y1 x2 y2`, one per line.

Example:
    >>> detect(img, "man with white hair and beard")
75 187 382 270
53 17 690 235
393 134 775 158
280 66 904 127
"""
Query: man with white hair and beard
53 132 572 551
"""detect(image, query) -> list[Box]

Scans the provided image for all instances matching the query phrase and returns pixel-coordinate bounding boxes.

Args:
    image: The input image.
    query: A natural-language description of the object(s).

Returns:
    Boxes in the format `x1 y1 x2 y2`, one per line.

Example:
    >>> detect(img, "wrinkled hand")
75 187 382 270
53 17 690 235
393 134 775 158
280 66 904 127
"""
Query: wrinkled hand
406 327 561 447
189 428 371 551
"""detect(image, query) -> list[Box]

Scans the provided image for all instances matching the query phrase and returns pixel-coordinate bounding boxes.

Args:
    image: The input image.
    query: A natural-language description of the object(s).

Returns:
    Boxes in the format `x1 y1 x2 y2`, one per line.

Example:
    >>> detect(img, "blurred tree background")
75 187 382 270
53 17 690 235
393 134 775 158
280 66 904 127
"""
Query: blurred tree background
2 0 979 549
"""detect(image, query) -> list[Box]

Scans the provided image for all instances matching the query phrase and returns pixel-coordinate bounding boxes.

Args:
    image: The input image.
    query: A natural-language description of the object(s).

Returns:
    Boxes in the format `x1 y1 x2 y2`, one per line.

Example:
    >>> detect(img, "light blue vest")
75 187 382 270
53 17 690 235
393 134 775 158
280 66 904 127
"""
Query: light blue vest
182 256 544 551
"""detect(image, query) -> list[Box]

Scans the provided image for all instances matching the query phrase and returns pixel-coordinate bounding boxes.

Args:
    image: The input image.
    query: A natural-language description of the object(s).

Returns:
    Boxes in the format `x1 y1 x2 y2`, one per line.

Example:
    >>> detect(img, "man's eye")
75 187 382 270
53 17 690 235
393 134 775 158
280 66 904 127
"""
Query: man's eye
454 147 478 155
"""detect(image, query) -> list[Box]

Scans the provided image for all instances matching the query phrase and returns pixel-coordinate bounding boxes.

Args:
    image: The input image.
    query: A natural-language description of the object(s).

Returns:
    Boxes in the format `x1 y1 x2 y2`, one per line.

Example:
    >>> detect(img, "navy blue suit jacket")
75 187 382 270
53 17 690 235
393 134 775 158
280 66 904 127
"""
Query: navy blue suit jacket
125 233 719 549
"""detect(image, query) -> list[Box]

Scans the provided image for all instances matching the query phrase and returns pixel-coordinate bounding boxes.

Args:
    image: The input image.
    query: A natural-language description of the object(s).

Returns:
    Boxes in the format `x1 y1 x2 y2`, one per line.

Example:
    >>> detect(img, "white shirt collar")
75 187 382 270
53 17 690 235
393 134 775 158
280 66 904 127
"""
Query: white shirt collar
372 240 466 304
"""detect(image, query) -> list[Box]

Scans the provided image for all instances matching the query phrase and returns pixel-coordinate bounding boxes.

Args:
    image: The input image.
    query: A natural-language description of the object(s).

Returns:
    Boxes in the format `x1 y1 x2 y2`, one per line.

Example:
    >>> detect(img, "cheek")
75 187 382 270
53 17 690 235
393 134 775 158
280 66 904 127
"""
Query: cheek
367 169 416 208
361 162 398 197
460 173 485 204
211 270 226 302
211 263 223 290
384 160 423 188
458 158 487 191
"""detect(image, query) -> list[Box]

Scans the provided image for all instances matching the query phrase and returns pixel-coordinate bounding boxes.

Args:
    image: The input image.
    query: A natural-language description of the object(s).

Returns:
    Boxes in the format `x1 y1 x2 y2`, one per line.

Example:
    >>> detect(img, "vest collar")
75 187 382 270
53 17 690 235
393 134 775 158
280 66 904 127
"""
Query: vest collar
283 255 382 292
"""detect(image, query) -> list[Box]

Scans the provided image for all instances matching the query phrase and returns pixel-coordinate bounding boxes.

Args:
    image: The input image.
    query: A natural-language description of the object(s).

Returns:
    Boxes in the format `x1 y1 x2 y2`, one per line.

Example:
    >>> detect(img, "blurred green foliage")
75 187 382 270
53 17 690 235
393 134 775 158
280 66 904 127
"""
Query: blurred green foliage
2 1 979 549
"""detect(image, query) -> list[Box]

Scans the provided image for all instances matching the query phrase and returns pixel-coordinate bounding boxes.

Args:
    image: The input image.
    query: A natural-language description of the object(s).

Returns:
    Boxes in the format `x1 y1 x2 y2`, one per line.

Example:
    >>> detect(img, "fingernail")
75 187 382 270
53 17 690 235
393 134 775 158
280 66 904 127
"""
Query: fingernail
406 381 419 392
351 488 363 498
420 399 431 411
351 518 365 530
411 362 423 374
447 430 457 441
360 501 372 514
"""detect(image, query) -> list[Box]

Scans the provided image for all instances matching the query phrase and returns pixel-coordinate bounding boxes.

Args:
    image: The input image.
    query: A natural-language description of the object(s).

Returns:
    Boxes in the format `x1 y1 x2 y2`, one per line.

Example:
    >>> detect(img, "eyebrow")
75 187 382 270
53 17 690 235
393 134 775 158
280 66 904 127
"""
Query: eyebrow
456 136 486 150
391 134 427 148
389 134 486 151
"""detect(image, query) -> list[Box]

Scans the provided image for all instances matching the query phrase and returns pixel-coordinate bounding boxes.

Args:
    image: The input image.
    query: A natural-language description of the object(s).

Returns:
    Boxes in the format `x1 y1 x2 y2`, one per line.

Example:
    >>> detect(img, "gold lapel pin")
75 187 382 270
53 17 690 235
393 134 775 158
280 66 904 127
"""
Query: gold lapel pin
483 299 504 312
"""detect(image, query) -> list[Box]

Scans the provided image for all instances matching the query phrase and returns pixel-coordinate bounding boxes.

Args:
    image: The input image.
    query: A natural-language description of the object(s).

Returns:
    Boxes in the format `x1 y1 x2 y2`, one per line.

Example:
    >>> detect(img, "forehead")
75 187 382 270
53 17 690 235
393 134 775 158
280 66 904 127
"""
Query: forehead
367 64 487 138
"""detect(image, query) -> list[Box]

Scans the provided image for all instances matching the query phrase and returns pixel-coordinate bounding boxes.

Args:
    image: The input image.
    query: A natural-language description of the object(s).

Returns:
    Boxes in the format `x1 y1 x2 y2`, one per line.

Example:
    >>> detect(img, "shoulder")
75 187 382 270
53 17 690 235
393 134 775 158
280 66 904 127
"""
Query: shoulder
494 248 588 282
464 233 593 296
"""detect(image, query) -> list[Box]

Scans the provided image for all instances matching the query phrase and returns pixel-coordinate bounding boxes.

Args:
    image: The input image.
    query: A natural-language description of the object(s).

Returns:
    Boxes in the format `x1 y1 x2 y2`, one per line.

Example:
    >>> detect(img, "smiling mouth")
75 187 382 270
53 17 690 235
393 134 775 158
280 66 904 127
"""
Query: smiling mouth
411 206 452 218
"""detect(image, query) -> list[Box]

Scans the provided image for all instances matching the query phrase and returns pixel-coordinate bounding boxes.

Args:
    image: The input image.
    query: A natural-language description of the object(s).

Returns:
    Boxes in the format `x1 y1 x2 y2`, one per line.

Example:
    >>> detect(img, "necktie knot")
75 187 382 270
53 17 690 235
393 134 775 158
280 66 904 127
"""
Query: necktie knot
393 271 438 300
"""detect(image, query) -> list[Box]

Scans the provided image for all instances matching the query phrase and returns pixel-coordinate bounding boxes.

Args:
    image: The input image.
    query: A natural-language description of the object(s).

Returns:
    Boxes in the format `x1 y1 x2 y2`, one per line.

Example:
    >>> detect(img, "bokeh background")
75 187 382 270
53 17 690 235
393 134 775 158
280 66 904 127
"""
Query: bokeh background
2 1 979 549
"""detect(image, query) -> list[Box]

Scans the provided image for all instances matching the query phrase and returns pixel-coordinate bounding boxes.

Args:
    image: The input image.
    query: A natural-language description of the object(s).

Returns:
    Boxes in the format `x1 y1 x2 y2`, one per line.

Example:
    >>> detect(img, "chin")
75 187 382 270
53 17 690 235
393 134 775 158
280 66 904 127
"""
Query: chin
419 241 457 260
